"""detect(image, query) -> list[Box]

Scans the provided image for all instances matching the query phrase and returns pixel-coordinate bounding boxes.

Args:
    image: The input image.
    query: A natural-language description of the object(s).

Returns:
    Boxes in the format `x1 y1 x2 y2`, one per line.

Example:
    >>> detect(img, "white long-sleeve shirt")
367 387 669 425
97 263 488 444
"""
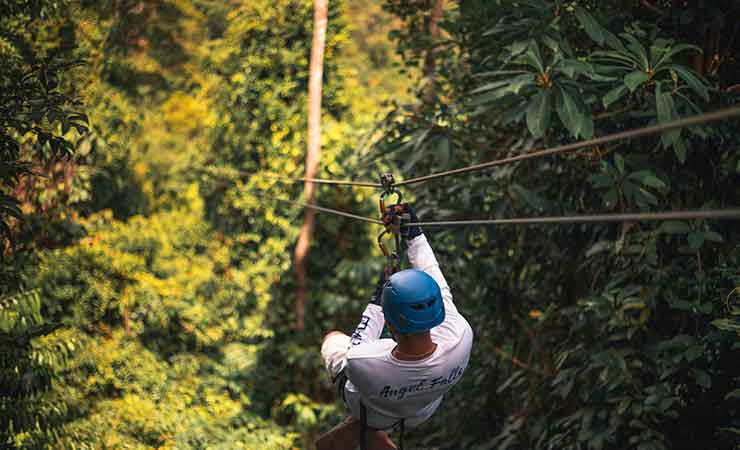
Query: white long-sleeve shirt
343 234 474 429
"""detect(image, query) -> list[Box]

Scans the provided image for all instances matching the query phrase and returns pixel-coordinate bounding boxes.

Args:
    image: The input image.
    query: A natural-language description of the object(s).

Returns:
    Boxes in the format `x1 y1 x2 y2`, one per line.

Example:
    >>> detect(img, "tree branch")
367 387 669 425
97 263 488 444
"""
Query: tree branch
493 345 547 376
640 0 665 16
514 314 555 376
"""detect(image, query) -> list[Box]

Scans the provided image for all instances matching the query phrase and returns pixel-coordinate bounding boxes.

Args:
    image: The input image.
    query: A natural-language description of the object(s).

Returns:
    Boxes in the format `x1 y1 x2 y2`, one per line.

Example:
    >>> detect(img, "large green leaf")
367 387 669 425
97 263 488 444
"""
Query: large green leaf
666 64 710 101
526 89 552 138
624 71 649 92
673 139 687 163
509 73 537 94
614 154 625 173
603 84 629 109
556 87 583 138
593 50 641 68
574 7 605 44
573 7 624 51
508 40 529 58
501 101 528 125
469 87 516 106
556 59 593 79
589 173 614 189
653 44 702 69
622 33 650 70
627 170 666 189
578 107 594 138
655 82 680 147
636 187 659 206
470 80 511 94
524 42 545 73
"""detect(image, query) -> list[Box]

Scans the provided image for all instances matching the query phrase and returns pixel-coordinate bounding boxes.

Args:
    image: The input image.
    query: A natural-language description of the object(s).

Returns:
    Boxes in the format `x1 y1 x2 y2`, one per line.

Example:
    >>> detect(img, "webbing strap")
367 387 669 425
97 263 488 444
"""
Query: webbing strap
360 403 368 450
399 419 405 450
358 405 406 450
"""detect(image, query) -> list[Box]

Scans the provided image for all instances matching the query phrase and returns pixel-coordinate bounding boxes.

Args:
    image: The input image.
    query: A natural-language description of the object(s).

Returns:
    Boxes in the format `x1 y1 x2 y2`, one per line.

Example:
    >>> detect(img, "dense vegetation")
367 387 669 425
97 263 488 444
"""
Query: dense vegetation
1 0 738 449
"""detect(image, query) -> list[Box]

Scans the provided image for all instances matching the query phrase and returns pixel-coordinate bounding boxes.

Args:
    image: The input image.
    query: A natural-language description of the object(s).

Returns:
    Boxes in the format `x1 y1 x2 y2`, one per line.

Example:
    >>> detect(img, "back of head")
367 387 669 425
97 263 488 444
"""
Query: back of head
382 269 444 334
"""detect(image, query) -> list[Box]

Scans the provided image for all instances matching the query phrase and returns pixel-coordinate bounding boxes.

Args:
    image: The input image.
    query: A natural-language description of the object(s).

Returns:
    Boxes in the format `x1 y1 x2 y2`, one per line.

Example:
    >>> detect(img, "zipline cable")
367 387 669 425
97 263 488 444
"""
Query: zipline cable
251 190 383 225
408 208 740 227
252 186 740 226
195 169 381 188
220 107 740 189
261 173 382 188
394 106 740 187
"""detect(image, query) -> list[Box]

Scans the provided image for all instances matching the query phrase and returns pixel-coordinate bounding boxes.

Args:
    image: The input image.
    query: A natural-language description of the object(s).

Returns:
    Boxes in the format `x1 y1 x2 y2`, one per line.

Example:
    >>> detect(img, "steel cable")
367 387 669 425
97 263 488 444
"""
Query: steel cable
408 208 740 227
253 186 740 227
261 173 381 188
251 190 383 225
394 106 740 186
246 107 740 228
258 106 740 188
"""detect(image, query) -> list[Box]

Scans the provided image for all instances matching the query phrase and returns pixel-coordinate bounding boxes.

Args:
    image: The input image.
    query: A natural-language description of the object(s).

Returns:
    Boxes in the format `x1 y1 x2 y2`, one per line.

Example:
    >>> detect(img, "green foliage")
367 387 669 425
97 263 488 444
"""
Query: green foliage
8 0 739 449
5 188 300 448
0 287 78 448
472 3 711 156
0 0 89 242
2 0 408 447
374 1 740 449
0 5 89 426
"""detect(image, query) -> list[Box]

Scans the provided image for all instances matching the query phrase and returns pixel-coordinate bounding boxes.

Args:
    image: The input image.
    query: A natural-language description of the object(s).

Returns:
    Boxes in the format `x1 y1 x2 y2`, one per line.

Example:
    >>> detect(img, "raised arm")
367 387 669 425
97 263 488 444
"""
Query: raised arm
349 272 387 345
386 204 458 315
406 234 458 315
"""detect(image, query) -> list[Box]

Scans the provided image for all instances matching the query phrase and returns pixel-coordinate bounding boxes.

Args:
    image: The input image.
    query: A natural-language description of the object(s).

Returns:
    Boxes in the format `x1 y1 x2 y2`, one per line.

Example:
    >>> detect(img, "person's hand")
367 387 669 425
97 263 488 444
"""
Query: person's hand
382 203 422 240
369 270 386 306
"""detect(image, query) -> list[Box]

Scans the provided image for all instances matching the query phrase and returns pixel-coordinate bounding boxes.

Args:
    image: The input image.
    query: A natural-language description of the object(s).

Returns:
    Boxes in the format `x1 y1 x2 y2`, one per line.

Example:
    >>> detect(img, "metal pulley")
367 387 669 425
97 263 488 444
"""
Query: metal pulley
377 173 404 276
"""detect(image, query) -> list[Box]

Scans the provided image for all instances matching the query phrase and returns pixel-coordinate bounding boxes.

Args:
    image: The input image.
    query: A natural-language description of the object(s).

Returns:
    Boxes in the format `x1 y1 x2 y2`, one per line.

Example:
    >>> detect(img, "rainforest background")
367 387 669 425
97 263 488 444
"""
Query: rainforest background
1 0 739 449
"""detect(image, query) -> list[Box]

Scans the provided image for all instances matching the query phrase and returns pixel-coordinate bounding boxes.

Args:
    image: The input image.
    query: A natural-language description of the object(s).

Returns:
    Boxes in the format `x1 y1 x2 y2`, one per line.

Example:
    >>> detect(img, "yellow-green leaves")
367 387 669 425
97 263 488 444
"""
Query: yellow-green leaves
0 290 43 334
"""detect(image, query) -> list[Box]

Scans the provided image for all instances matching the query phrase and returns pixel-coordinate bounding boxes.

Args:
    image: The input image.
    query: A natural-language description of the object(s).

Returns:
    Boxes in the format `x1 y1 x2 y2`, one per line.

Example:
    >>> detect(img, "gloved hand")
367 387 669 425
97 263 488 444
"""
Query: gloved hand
382 203 423 241
368 270 387 306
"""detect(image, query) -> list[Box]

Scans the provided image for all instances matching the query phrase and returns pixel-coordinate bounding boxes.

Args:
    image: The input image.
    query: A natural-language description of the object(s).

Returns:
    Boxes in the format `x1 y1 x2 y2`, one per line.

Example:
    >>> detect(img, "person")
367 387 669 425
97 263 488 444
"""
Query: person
316 204 474 449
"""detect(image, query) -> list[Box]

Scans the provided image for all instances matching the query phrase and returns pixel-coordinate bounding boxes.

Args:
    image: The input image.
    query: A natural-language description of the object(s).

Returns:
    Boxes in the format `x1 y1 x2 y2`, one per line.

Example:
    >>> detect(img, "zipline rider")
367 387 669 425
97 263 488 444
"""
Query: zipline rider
318 204 474 449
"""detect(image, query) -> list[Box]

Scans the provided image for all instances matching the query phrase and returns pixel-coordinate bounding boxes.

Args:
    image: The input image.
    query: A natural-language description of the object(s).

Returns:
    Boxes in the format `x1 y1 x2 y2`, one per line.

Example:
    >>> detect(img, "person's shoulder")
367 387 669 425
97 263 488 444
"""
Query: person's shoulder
346 339 395 361
346 340 396 388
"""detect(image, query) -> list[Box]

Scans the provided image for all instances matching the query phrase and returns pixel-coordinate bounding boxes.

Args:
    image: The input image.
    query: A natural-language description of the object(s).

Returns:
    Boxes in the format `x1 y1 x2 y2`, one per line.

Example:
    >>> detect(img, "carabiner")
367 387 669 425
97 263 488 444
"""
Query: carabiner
377 172 404 276
377 228 400 276
378 172 402 213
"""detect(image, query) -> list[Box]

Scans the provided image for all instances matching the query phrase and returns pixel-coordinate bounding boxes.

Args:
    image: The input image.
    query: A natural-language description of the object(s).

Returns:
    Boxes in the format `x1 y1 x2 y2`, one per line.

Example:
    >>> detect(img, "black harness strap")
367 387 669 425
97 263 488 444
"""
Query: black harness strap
399 419 405 450
359 405 406 450
360 403 368 450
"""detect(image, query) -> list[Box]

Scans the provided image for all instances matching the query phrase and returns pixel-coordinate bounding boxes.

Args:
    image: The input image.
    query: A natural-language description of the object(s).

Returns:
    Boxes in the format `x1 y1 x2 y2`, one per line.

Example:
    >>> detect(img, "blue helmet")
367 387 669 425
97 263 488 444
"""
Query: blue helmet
382 269 445 334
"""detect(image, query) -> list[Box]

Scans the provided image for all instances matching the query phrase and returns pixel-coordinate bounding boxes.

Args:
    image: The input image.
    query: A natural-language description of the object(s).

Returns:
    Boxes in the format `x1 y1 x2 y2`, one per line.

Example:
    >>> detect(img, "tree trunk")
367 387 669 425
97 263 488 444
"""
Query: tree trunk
294 0 328 330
